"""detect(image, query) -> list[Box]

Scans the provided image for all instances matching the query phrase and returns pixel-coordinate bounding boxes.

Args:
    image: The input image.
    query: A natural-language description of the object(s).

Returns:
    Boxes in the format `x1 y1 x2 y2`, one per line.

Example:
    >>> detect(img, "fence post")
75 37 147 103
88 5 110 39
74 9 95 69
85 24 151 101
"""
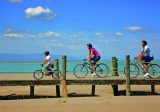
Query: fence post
30 86 34 97
54 59 60 97
61 55 68 98
151 85 155 94
126 55 131 96
91 85 95 96
111 57 119 96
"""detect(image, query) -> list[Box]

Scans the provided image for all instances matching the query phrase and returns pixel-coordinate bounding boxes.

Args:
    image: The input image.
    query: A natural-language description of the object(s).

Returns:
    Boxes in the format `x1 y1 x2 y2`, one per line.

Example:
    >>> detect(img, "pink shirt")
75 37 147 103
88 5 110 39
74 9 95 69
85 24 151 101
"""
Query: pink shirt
89 48 100 57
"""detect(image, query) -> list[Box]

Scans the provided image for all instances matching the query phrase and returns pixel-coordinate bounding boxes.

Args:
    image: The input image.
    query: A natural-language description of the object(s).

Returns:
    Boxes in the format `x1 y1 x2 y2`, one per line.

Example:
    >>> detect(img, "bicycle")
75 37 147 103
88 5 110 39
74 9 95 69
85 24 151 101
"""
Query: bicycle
33 64 61 80
73 59 109 78
124 57 160 78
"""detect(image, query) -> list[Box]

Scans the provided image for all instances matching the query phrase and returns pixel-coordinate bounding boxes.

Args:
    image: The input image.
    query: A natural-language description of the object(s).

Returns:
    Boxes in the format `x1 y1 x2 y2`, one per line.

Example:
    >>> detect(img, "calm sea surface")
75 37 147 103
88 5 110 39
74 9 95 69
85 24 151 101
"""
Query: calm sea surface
0 60 159 75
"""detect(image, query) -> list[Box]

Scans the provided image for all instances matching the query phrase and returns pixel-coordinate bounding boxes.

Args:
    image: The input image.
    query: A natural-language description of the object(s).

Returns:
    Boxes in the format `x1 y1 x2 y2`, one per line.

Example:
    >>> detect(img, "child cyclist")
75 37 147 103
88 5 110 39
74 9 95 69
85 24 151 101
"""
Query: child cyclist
42 51 53 76
86 43 101 76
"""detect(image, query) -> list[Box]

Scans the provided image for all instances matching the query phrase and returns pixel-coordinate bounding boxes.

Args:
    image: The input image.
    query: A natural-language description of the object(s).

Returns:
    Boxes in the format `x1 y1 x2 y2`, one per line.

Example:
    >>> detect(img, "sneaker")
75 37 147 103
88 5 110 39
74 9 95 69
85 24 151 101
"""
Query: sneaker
92 73 96 76
144 73 150 77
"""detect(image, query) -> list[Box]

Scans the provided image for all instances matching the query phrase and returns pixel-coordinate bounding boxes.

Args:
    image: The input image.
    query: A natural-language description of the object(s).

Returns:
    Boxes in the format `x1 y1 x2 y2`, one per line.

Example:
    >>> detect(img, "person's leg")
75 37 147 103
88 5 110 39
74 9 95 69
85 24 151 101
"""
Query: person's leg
45 69 49 76
143 63 148 73
141 56 150 76
92 56 101 74
92 63 96 73
90 57 95 73
45 65 49 76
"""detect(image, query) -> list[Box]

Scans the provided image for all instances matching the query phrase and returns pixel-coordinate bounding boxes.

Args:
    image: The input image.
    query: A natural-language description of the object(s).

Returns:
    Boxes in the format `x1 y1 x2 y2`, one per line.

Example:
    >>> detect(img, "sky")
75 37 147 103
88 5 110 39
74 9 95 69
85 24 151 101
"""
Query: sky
0 0 160 59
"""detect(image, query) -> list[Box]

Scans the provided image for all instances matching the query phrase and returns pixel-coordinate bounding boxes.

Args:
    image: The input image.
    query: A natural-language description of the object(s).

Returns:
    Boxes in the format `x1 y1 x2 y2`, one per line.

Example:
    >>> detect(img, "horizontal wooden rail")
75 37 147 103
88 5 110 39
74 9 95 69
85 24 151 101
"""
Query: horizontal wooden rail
0 78 160 86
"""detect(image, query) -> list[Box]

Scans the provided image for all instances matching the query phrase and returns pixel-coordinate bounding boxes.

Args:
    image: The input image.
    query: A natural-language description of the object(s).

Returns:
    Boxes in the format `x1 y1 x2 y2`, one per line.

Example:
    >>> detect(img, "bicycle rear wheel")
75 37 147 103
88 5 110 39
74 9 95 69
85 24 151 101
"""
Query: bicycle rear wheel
33 70 44 80
96 63 109 78
74 64 88 78
148 64 160 78
52 71 62 79
124 63 139 78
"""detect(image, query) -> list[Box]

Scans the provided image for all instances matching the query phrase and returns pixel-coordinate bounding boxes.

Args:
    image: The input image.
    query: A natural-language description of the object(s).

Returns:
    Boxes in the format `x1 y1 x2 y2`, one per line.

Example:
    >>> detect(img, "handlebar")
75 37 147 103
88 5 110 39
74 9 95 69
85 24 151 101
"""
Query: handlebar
134 57 138 60
83 59 87 61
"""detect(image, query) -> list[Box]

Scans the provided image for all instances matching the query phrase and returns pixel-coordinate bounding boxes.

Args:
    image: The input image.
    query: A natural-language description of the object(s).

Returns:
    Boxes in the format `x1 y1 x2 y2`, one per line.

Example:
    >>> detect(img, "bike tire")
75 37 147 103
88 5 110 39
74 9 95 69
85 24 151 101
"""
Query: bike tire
124 63 139 78
96 63 109 78
52 71 62 79
74 64 88 78
148 64 160 79
33 70 44 80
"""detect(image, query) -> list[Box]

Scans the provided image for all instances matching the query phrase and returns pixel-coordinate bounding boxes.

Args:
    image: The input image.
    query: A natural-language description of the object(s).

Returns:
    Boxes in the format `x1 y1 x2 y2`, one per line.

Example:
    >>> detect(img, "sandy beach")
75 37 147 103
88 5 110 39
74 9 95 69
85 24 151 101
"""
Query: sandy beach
0 74 160 112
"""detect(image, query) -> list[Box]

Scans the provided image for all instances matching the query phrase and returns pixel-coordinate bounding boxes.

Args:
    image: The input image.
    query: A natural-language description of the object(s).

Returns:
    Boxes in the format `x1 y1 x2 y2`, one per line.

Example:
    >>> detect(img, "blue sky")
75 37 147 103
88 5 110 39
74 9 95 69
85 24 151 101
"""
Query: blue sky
0 0 160 59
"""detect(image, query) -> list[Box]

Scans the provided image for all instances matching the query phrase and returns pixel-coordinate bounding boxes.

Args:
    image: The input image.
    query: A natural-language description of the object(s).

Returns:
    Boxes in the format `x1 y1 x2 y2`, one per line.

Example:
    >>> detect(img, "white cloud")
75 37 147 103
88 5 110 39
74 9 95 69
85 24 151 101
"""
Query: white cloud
4 33 34 38
5 28 14 33
69 33 82 38
94 32 105 38
8 0 23 3
125 26 143 31
38 31 61 37
67 45 79 51
116 32 124 36
25 6 55 20
51 43 63 47
3 31 61 38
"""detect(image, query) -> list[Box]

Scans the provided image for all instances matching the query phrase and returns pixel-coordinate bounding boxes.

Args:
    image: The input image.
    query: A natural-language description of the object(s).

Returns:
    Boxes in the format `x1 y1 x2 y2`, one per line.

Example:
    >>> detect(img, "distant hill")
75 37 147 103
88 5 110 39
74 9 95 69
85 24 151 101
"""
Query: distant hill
0 53 80 62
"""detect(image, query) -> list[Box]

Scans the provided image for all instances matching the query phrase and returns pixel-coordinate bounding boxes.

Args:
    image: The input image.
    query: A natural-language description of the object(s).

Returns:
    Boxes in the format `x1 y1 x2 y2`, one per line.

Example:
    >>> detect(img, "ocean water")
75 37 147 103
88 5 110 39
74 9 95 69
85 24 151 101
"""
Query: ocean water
0 61 115 74
0 60 159 75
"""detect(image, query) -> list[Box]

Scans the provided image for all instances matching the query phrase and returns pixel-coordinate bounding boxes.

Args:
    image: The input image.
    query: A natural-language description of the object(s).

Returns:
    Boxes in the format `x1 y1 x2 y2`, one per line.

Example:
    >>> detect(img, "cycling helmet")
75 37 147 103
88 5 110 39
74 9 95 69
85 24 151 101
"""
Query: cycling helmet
44 51 50 55
87 43 92 48
141 40 147 45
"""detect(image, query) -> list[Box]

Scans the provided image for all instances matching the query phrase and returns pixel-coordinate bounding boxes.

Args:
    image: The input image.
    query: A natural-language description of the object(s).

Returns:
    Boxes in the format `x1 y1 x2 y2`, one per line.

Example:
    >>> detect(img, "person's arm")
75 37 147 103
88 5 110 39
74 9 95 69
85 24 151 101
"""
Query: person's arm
42 56 50 64
137 51 143 58
87 51 93 60
137 50 147 59
43 59 49 64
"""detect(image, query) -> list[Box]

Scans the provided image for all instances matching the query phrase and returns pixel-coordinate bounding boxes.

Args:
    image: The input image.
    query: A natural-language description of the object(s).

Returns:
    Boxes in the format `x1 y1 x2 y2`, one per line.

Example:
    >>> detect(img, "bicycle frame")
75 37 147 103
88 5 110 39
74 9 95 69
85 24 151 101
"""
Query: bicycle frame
82 61 93 72
133 58 151 71
40 64 54 74
40 65 46 74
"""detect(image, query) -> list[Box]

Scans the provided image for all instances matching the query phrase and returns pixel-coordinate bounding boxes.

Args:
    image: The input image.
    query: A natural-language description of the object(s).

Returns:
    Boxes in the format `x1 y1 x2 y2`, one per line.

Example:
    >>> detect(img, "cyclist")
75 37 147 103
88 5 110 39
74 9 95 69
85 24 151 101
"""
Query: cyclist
42 51 53 76
86 43 101 76
137 40 153 77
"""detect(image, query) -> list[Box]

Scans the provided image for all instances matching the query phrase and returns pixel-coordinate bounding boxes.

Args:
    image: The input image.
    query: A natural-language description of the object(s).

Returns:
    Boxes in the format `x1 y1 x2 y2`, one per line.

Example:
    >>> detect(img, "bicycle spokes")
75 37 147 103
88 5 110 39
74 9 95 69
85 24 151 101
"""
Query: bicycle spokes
96 63 109 78
74 64 88 78
148 64 160 78
124 64 139 78
33 70 44 80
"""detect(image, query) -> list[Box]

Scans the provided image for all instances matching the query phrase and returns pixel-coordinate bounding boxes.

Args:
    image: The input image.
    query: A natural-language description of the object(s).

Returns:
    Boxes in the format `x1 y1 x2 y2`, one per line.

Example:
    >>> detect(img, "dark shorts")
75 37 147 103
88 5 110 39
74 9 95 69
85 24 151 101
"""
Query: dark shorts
142 56 153 62
45 64 53 70
91 56 101 64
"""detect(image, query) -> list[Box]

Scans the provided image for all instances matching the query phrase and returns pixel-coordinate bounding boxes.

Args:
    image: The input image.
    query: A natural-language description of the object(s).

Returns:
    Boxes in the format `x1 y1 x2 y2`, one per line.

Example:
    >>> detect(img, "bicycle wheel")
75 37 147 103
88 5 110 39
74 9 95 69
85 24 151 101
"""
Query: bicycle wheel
52 71 62 79
33 70 44 80
96 63 109 78
124 63 139 78
74 64 88 78
148 64 160 78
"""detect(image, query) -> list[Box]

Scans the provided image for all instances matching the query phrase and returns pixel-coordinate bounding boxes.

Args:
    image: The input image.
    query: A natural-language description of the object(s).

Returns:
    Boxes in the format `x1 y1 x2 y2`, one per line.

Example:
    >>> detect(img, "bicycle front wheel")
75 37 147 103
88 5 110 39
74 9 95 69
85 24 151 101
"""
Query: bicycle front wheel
148 64 160 79
74 64 88 78
96 63 109 78
33 70 44 80
124 64 139 78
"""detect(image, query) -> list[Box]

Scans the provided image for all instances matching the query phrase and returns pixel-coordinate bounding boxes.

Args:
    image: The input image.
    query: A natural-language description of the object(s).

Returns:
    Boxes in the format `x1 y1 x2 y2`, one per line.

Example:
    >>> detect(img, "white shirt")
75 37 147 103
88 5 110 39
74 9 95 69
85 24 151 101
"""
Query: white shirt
45 55 52 65
142 46 151 56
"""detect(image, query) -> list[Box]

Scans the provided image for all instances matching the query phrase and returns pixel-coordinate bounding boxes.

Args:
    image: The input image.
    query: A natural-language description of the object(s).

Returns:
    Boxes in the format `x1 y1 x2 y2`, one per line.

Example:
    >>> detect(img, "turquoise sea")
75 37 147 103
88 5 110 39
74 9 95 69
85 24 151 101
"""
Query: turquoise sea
0 60 159 75
0 61 116 74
